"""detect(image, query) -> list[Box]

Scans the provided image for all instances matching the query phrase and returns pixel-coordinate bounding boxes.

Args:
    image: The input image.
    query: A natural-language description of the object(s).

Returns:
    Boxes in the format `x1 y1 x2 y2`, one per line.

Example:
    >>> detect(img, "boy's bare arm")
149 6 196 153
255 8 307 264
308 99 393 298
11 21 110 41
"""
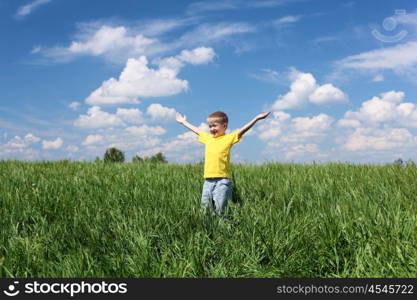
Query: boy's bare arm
176 113 201 135
238 111 271 138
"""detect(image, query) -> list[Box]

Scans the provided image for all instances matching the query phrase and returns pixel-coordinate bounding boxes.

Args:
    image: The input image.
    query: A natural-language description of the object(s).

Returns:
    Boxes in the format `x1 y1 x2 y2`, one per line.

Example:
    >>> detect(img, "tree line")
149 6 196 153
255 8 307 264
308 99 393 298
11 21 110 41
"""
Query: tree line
95 147 167 163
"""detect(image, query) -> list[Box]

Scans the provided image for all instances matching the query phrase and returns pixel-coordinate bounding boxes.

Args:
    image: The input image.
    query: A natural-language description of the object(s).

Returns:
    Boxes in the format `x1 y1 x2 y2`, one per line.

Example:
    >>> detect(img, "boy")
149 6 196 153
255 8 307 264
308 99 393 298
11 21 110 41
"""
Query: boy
176 110 270 215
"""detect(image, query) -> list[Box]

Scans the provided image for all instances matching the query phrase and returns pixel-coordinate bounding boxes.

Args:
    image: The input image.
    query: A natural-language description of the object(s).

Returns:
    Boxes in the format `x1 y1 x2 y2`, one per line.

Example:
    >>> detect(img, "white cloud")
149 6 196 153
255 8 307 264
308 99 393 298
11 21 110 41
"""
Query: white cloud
177 47 216 65
74 106 148 129
186 0 292 14
82 135 103 146
0 145 38 160
85 56 189 106
337 119 361 128
258 111 291 140
16 0 51 17
274 15 301 25
111 135 161 150
336 41 417 75
74 106 125 129
69 102 81 110
36 21 251 64
42 137 63 150
136 18 196 37
347 92 401 123
66 145 79 153
116 108 144 124
146 104 177 121
312 36 340 45
259 127 282 140
372 74 384 82
285 143 318 160
308 83 348 105
272 71 317 110
256 111 334 161
5 133 41 148
335 90 417 158
39 25 157 63
257 111 333 148
154 46 215 71
250 0 297 8
0 134 42 160
85 47 215 106
125 125 166 137
250 68 281 84
176 22 255 47
338 90 417 128
272 70 347 109
292 114 334 133
162 130 198 150
186 1 238 14
155 57 184 72
31 46 42 54
68 26 154 56
24 133 41 144
342 127 416 151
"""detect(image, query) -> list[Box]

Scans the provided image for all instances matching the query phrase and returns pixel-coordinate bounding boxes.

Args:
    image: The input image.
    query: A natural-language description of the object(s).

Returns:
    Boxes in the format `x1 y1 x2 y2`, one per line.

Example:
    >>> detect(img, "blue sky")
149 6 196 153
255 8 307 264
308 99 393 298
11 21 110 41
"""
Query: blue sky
1 0 417 163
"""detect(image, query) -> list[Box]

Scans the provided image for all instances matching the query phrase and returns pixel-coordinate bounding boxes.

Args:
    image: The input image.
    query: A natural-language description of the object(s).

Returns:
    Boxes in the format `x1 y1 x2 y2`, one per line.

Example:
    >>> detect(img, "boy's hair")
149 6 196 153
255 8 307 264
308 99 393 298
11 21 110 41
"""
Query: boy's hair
208 111 228 124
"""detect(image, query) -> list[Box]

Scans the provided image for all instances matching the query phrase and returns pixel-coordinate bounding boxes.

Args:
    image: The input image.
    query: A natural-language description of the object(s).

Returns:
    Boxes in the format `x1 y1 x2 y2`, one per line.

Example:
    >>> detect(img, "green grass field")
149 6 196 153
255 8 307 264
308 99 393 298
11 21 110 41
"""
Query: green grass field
1 160 416 277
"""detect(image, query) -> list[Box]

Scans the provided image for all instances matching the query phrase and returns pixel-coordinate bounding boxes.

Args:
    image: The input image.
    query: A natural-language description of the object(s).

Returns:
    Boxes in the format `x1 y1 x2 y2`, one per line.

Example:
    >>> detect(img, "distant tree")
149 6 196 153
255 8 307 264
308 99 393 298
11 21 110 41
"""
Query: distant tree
149 152 167 164
393 158 404 166
132 152 167 164
406 159 416 167
94 156 101 163
132 155 144 163
103 147 125 163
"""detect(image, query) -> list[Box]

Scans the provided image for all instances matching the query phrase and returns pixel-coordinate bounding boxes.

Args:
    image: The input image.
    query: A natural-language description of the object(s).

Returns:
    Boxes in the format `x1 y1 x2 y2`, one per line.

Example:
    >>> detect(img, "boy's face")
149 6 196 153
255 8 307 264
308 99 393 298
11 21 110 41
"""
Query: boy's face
207 119 227 137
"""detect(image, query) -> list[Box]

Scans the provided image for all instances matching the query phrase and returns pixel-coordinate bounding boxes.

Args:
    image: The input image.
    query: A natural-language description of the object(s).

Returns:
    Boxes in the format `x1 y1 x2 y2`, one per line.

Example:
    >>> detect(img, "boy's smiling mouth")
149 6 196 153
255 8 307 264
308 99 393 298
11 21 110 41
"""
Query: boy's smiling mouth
211 130 224 137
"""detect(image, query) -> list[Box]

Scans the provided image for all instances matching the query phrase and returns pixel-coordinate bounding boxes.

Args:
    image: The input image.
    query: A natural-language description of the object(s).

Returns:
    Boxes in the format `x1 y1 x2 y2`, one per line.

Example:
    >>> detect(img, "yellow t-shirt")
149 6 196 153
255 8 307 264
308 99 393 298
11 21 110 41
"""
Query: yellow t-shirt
198 131 242 178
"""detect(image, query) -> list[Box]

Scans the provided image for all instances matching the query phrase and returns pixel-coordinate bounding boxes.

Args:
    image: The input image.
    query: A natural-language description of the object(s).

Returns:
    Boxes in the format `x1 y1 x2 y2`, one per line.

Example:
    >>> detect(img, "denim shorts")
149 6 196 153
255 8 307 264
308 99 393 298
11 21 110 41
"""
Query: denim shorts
201 178 233 215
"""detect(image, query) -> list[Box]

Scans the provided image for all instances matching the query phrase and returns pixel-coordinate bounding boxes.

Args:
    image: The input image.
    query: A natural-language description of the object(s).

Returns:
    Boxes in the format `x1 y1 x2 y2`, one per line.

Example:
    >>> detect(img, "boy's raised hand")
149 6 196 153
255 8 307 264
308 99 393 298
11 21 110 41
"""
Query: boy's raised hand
238 111 271 138
256 111 271 121
176 113 186 124
176 113 201 135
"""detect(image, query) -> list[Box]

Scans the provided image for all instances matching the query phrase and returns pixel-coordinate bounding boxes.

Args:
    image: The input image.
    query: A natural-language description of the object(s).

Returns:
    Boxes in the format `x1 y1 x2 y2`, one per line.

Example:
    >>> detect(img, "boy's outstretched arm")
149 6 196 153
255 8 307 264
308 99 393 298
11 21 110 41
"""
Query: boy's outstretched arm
238 111 271 138
176 113 201 135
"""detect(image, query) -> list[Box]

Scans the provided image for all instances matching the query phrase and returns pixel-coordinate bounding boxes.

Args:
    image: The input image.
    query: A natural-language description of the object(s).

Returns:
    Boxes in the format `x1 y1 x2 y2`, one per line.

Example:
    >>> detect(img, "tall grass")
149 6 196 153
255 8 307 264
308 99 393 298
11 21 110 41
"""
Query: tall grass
1 161 416 277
